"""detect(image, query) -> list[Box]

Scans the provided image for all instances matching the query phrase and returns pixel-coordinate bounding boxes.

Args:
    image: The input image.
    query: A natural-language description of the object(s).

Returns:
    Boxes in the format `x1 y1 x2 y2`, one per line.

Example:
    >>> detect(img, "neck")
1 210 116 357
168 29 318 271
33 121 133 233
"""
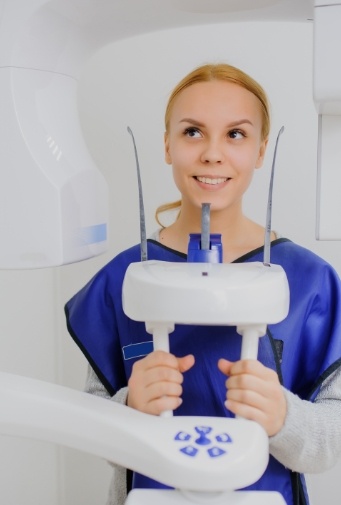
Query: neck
160 204 267 262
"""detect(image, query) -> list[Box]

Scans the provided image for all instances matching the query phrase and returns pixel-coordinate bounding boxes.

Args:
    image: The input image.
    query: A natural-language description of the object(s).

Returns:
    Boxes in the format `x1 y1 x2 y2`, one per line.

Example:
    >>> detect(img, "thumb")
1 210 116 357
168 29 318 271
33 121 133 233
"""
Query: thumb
178 354 195 373
218 358 233 376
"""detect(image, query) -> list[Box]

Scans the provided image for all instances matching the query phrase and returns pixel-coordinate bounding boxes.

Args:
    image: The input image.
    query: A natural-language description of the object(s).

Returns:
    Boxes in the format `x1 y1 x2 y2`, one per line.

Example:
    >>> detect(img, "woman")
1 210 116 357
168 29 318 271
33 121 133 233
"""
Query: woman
65 63 341 505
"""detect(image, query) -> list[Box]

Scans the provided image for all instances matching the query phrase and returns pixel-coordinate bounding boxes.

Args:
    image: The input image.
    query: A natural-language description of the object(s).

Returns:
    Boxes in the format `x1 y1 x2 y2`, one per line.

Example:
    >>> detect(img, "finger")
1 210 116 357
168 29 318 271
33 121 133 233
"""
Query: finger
148 395 183 416
142 350 180 370
226 372 265 393
225 397 267 425
219 359 277 381
147 379 183 400
177 354 195 373
227 371 282 405
141 378 185 416
227 386 267 410
143 365 185 389
141 354 195 388
130 351 183 385
128 369 184 412
128 364 184 399
228 359 261 376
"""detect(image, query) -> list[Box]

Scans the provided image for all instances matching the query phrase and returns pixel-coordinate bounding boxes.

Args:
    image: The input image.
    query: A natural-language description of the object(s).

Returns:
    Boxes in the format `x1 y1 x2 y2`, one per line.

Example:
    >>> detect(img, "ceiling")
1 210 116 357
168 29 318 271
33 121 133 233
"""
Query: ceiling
52 0 314 46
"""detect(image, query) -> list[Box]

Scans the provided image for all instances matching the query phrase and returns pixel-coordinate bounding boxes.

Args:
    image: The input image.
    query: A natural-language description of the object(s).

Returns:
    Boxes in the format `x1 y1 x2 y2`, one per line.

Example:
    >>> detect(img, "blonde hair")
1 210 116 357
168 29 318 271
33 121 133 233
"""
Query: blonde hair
156 63 271 227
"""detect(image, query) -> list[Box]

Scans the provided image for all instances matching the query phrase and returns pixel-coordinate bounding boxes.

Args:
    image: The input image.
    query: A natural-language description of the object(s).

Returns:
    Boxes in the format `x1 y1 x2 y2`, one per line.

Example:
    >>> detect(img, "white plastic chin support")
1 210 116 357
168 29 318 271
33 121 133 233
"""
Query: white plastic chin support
123 260 289 365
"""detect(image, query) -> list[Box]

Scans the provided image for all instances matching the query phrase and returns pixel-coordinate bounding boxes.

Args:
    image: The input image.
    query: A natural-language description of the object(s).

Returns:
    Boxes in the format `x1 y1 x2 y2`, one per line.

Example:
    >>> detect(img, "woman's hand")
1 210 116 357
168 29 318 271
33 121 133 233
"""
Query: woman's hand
127 350 195 415
218 358 287 436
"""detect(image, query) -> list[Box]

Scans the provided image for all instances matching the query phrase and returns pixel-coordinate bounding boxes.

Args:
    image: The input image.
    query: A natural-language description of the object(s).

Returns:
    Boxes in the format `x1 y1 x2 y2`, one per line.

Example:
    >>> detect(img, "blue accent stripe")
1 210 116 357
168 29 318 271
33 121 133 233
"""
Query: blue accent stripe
80 224 107 245
122 341 153 360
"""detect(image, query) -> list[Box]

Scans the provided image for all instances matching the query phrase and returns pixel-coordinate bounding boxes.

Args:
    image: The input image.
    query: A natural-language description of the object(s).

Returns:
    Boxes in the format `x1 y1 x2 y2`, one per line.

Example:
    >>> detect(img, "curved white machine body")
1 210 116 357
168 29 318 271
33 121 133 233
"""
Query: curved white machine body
0 0 112 268
0 371 269 493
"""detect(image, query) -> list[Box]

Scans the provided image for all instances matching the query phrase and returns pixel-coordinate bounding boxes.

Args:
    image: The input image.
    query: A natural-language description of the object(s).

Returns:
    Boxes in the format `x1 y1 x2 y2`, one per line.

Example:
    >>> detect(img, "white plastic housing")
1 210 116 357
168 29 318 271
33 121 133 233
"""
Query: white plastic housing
0 67 108 268
0 0 112 268
122 261 289 326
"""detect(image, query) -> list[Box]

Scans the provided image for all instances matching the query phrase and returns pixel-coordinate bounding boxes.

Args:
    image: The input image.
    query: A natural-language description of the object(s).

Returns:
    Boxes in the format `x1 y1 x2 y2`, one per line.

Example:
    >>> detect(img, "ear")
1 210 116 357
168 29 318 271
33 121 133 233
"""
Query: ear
255 138 268 169
164 132 172 165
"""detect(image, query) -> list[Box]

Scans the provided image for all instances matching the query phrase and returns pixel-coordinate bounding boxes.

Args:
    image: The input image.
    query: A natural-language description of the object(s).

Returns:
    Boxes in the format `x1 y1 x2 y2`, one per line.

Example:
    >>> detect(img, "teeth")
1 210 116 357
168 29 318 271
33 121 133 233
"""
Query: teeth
196 176 227 185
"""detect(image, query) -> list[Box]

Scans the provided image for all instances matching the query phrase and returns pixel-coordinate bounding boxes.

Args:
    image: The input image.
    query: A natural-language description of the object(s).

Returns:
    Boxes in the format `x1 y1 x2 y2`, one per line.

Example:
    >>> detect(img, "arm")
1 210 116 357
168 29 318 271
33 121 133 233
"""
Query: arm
85 364 128 405
218 358 341 473
269 367 341 473
85 363 128 505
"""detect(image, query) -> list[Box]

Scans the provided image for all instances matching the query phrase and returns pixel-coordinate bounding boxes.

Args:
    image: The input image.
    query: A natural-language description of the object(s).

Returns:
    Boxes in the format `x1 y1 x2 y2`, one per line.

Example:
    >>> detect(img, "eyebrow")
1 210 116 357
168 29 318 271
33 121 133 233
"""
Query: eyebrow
179 118 254 128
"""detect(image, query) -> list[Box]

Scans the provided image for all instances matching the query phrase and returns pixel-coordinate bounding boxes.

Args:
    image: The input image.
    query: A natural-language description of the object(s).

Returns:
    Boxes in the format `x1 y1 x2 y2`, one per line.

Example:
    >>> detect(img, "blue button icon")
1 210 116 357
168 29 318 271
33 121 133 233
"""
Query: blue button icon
216 433 233 443
208 447 226 458
175 431 191 442
180 446 198 457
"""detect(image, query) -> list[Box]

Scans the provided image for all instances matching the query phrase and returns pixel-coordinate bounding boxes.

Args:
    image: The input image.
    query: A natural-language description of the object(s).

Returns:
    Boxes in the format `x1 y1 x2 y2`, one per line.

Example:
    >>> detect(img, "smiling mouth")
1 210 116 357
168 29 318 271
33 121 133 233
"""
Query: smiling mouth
195 176 229 185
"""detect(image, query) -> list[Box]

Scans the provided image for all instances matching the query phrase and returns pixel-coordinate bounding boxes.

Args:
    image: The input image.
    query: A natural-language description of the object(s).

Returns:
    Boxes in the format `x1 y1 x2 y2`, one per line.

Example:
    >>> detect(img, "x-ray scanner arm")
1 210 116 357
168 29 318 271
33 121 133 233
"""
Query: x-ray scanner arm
0 370 285 505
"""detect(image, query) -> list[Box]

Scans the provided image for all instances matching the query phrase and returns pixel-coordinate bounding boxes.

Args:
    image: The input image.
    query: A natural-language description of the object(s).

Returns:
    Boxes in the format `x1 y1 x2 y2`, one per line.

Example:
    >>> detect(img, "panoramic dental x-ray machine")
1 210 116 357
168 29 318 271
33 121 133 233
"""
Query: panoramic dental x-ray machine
0 0 341 504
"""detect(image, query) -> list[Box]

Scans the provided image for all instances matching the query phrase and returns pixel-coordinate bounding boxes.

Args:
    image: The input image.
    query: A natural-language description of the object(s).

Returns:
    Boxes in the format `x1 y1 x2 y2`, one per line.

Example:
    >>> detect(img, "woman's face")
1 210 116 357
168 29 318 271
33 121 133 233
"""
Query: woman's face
164 80 267 215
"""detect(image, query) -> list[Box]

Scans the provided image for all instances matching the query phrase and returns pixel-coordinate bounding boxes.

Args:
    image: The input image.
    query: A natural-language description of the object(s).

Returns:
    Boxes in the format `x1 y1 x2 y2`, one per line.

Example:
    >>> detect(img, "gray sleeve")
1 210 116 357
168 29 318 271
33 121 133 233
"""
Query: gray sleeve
85 365 128 505
269 367 341 473
84 364 128 405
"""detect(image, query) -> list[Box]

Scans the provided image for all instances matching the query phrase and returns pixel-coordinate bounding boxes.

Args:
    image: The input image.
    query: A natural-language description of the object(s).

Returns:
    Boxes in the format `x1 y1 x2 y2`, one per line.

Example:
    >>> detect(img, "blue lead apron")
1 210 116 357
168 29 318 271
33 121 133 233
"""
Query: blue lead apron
65 238 341 505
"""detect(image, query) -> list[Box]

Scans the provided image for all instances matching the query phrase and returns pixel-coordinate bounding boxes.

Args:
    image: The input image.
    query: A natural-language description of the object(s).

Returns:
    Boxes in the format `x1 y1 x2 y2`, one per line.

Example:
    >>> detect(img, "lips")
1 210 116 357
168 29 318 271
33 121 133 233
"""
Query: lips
195 176 229 185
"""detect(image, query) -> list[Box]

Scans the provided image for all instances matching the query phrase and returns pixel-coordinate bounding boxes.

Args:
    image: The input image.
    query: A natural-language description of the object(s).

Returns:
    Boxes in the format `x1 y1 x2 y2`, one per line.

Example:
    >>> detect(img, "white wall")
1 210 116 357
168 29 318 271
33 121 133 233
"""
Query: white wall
1 19 341 505
0 269 60 505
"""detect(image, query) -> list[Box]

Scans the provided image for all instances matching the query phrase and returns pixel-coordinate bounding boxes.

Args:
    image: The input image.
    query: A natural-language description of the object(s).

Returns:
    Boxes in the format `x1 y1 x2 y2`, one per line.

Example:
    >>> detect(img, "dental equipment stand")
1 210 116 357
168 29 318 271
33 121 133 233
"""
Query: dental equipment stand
122 128 289 504
122 234 289 505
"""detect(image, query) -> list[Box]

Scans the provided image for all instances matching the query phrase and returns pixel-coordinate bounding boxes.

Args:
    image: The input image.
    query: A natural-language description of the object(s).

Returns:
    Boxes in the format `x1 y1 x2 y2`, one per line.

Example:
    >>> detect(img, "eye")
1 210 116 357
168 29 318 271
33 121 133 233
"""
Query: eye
228 129 245 140
184 127 202 138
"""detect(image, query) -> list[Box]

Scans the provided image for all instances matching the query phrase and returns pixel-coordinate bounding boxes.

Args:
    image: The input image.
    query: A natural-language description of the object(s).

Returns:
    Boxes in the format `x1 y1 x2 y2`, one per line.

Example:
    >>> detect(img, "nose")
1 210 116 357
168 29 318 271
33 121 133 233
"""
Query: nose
200 138 225 164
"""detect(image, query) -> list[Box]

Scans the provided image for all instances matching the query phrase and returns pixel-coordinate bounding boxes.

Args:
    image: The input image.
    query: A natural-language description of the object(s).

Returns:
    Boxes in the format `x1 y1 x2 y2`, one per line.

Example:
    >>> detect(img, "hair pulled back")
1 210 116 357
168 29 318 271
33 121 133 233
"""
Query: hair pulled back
156 63 270 227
